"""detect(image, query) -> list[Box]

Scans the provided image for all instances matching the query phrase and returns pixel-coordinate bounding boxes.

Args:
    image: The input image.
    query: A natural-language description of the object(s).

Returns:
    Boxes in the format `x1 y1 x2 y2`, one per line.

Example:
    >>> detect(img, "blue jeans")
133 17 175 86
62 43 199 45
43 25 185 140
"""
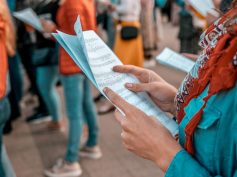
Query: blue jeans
0 98 14 177
36 66 61 122
61 74 99 162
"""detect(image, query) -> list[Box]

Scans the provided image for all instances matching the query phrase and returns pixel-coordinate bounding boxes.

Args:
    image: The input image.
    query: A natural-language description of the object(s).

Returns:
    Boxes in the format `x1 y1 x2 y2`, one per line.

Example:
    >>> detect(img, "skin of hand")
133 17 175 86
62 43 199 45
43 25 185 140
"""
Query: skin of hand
206 12 219 26
103 87 183 172
40 19 56 33
107 3 116 13
182 53 199 61
25 24 35 32
113 65 177 115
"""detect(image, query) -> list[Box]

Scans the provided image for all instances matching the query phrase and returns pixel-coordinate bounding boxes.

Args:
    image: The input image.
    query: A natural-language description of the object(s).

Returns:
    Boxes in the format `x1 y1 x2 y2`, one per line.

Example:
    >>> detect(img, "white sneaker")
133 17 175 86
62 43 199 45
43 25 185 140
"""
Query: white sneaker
44 159 82 177
80 146 102 160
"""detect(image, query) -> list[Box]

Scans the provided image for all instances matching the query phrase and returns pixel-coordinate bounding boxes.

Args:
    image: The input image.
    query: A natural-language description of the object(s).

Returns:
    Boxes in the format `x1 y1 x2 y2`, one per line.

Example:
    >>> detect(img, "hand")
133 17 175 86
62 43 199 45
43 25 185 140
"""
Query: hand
40 19 56 33
182 53 199 61
107 4 116 13
104 87 183 172
25 24 35 32
113 65 177 115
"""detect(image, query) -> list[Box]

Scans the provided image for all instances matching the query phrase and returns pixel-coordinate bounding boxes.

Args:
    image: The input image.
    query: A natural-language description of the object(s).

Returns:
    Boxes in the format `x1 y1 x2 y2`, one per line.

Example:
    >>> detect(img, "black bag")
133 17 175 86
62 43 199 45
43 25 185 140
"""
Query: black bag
121 26 139 40
32 47 58 66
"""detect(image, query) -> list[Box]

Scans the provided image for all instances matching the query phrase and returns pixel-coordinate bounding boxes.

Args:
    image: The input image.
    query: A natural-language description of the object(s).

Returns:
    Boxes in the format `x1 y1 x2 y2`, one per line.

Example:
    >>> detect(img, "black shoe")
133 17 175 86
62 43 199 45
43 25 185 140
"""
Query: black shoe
26 112 51 124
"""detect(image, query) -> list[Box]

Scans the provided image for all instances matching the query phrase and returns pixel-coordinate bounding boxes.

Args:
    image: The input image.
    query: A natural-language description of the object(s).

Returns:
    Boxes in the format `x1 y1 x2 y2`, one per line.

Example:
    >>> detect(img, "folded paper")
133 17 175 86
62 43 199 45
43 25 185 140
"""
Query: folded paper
52 17 178 136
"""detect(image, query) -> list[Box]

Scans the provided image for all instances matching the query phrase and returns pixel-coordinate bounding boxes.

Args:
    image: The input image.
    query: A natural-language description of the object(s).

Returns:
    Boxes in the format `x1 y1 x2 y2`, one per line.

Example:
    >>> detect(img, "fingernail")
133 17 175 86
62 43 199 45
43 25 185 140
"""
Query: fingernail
126 83 133 88
112 66 117 71
103 87 108 94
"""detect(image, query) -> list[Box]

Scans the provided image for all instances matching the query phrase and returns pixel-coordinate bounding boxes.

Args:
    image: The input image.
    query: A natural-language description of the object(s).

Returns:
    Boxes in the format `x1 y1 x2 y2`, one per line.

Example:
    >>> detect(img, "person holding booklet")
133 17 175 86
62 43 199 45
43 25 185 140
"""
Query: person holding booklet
102 3 237 177
41 0 101 177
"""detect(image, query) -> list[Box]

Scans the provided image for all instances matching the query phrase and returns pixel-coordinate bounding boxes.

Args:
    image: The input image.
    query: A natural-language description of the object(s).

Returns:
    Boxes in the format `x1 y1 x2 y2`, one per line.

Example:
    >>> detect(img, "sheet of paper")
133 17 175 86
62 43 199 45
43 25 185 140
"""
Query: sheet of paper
53 17 179 136
52 32 97 87
13 8 43 31
156 48 195 73
82 30 178 136
187 0 215 17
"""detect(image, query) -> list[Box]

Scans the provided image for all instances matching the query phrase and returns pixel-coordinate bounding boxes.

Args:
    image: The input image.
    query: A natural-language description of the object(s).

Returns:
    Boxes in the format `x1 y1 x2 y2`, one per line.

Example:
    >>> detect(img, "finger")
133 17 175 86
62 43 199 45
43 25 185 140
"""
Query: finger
181 53 198 61
103 87 133 115
121 132 132 147
113 65 147 78
125 82 158 94
114 109 125 125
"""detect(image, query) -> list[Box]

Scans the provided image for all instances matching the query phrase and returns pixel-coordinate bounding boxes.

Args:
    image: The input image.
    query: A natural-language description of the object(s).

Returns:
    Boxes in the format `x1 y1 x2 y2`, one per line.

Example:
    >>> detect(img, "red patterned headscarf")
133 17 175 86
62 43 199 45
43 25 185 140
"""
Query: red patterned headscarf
176 7 237 155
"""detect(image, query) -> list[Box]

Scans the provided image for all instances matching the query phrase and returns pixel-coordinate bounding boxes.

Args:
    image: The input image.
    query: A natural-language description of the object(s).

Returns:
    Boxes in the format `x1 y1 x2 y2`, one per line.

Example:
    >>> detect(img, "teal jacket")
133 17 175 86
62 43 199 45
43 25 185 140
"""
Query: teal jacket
165 57 237 177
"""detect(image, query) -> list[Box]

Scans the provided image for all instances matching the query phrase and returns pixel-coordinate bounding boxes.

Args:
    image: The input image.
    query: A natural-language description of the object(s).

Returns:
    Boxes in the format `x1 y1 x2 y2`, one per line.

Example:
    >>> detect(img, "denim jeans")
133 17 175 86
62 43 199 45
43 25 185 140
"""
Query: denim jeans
37 66 61 122
0 98 13 176
61 74 99 162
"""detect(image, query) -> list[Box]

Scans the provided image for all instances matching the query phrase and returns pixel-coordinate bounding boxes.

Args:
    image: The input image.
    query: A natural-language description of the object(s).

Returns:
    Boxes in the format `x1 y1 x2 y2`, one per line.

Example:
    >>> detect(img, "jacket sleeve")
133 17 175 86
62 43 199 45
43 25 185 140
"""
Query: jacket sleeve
165 150 237 177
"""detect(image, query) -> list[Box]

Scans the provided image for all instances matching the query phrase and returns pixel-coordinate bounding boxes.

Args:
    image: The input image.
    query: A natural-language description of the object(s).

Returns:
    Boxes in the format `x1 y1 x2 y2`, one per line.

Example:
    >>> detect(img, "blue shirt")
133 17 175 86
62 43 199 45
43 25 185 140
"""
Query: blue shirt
165 55 237 176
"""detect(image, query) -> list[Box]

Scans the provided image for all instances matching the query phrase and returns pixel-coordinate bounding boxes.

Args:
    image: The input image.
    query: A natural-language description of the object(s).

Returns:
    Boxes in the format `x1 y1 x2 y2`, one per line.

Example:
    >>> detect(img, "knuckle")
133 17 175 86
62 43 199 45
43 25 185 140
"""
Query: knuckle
121 132 126 139
121 121 130 131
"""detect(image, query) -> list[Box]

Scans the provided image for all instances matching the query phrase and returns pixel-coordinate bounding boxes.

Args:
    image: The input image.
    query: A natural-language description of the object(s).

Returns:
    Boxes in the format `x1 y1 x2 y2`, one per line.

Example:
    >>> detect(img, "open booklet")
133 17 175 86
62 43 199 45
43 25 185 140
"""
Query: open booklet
187 0 218 17
13 8 43 32
156 48 195 73
52 17 178 136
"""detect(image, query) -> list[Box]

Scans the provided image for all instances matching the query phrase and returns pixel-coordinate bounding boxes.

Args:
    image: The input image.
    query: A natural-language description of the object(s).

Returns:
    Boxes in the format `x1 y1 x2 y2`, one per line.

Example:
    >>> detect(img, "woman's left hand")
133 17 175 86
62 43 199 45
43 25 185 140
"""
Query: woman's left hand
104 87 183 172
40 19 56 33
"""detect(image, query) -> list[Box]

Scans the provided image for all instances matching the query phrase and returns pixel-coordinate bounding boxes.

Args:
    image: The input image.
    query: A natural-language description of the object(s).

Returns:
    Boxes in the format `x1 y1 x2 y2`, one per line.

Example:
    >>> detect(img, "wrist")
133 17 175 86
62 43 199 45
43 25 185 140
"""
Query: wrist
154 139 183 172
168 87 177 115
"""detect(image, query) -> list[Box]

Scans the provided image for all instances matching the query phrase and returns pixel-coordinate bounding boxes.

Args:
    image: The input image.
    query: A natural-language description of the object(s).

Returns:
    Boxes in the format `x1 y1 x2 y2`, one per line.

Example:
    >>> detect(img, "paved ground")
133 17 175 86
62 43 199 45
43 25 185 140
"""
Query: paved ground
4 22 186 177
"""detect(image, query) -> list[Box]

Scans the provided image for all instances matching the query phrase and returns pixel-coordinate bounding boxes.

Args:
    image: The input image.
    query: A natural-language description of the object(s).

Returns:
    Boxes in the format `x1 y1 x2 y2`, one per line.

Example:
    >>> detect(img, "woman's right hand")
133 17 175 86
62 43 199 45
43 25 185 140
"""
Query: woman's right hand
113 65 177 115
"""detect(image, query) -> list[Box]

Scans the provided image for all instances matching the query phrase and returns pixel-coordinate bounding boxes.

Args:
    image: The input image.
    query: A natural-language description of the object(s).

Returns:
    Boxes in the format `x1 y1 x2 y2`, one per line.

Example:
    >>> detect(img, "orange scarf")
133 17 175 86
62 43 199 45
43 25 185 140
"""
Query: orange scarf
0 15 8 99
176 8 237 155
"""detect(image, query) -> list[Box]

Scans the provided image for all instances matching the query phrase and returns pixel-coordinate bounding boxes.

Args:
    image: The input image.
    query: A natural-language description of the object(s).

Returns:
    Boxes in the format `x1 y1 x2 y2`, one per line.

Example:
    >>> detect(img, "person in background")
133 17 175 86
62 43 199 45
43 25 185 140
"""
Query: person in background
16 0 50 124
110 0 144 67
0 0 16 176
98 0 144 114
176 0 202 54
3 0 23 134
42 0 101 176
140 0 156 59
33 0 63 131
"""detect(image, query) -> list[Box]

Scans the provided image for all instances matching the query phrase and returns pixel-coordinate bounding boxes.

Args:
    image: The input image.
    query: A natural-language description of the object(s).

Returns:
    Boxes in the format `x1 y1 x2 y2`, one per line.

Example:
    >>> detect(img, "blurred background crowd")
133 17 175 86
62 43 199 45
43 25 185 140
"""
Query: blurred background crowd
0 0 233 176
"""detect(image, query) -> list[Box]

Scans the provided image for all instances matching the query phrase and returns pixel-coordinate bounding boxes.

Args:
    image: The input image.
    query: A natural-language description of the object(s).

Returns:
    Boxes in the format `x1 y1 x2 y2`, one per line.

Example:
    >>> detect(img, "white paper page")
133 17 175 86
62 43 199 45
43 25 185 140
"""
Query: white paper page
52 32 98 87
83 31 178 136
13 8 43 31
188 0 215 17
156 48 195 73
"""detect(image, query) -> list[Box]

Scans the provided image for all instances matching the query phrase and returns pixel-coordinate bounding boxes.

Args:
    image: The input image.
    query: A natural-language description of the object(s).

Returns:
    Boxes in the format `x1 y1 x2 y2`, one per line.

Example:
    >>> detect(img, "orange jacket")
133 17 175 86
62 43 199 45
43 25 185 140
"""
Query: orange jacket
0 16 8 99
56 0 97 75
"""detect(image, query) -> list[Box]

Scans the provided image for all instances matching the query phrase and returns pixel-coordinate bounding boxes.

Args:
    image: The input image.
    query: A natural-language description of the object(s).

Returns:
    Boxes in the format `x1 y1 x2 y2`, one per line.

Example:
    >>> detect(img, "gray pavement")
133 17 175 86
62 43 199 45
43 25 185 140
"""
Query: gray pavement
4 22 186 177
